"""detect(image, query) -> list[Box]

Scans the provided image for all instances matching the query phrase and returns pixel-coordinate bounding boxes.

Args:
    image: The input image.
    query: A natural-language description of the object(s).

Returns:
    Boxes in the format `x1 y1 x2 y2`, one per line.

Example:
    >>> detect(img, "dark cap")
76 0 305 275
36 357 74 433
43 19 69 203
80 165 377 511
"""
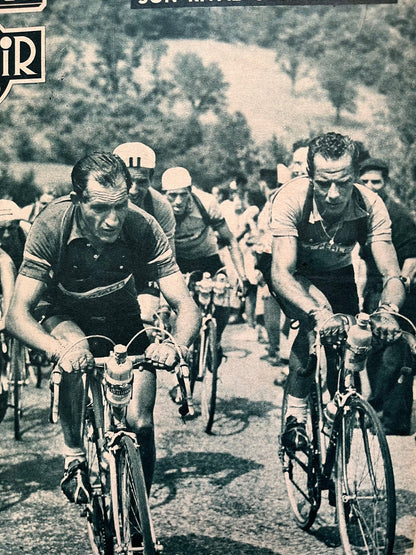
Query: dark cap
359 157 389 179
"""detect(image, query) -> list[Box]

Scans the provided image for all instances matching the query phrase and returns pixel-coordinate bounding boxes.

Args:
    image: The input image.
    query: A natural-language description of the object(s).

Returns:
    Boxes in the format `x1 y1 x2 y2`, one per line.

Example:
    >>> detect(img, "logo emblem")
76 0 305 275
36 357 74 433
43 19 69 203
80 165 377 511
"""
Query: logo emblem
0 0 46 14
0 25 45 104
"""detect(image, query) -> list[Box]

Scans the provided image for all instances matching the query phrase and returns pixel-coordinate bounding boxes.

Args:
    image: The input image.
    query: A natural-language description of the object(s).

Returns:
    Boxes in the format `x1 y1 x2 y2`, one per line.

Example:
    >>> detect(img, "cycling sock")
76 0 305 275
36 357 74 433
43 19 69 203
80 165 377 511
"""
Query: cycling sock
285 395 308 424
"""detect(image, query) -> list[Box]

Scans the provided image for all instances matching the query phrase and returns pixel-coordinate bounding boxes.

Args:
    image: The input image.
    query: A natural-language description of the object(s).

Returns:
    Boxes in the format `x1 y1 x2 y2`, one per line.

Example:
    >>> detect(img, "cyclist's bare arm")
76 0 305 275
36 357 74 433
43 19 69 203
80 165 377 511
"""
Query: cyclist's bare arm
401 257 416 286
371 241 406 308
0 249 16 328
146 270 201 367
6 274 62 358
271 236 331 323
216 222 247 284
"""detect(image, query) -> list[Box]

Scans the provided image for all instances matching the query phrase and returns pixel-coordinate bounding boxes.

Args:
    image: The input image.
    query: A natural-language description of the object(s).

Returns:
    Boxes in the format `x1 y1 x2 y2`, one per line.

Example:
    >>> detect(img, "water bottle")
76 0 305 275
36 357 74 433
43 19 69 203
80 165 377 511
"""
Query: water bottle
323 399 337 435
105 344 133 406
213 273 231 307
196 272 213 306
344 313 372 374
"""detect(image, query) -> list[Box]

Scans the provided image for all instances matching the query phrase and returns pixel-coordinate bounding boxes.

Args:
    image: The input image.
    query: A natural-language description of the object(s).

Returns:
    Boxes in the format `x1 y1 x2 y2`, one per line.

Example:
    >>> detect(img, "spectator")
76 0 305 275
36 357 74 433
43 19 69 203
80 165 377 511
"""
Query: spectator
256 168 286 375
289 139 310 179
359 157 416 435
21 189 55 224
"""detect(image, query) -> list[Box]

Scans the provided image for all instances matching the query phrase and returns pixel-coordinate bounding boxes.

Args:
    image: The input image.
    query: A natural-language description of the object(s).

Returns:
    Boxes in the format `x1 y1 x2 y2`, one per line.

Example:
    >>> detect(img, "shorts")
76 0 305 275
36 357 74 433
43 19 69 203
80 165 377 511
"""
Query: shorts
34 302 149 356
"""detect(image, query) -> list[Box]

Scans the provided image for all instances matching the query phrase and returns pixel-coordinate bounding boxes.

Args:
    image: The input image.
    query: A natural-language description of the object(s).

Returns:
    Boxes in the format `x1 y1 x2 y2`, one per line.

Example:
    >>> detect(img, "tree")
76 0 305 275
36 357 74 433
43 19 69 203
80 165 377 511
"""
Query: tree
318 54 357 125
170 53 229 118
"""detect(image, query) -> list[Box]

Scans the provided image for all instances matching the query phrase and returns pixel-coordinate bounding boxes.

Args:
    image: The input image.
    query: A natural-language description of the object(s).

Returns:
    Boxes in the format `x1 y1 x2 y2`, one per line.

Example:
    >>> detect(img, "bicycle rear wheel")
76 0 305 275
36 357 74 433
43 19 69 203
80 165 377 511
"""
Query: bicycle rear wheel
336 395 396 555
112 435 157 555
279 381 321 530
0 338 8 424
83 405 114 555
200 318 218 434
10 338 25 440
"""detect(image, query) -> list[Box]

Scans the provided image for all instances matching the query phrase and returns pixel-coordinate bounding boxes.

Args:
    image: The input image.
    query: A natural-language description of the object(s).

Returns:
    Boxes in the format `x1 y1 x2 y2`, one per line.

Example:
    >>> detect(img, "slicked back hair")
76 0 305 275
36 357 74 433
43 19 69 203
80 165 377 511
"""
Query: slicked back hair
307 132 359 179
71 152 132 199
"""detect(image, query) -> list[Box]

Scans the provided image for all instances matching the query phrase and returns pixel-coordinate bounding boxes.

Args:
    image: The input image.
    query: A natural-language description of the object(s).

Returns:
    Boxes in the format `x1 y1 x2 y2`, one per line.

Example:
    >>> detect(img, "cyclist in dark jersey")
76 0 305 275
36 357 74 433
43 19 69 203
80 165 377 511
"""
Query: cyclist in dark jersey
161 166 249 345
6 152 200 503
113 142 176 326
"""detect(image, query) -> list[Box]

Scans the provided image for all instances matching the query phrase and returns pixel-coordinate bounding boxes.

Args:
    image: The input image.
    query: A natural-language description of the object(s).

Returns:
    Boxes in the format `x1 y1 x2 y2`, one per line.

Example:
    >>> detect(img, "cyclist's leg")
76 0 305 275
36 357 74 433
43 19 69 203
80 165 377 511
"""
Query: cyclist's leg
45 316 89 457
44 315 92 503
127 368 157 495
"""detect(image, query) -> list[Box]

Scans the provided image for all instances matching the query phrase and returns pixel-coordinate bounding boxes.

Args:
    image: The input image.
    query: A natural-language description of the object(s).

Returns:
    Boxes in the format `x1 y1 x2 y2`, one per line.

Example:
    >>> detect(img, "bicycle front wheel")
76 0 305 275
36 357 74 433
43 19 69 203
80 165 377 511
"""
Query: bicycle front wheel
200 319 218 434
336 395 396 555
113 435 157 555
279 381 321 530
83 405 114 555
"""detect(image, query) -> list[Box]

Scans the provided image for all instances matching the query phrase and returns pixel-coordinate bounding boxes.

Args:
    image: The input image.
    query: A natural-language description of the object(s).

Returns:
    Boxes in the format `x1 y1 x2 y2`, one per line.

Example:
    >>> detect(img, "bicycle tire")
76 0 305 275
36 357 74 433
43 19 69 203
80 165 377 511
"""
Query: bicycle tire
200 318 218 434
83 405 114 555
10 339 24 441
279 380 321 530
189 336 201 394
336 395 396 555
0 339 8 424
112 435 156 555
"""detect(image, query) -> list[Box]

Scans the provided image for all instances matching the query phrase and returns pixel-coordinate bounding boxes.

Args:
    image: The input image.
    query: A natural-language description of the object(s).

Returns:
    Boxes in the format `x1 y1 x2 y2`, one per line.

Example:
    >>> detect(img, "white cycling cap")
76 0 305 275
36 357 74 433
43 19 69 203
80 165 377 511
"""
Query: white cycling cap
0 200 22 223
113 142 156 169
161 167 192 191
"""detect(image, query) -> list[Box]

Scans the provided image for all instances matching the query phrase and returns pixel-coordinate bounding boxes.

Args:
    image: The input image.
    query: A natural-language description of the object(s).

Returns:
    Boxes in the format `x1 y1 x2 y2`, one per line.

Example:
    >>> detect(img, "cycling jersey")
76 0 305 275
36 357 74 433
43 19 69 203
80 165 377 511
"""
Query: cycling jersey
270 177 392 275
19 197 179 349
174 188 225 261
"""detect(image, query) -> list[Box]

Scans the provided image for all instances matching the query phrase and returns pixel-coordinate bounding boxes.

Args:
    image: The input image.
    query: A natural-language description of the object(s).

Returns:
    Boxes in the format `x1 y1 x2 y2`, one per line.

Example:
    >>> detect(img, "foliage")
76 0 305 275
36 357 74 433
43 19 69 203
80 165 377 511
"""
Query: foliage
0 168 39 207
1 1 415 210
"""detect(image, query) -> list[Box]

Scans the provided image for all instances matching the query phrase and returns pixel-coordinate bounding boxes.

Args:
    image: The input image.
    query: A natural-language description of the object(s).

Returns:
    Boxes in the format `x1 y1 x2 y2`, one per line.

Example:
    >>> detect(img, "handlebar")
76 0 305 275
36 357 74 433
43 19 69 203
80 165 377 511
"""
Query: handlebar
315 310 416 354
49 331 194 424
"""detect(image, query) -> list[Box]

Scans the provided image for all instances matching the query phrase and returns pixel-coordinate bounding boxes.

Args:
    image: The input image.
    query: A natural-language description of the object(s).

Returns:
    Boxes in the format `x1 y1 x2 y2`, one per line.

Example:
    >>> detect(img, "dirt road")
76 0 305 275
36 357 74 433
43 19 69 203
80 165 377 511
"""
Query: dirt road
0 323 415 554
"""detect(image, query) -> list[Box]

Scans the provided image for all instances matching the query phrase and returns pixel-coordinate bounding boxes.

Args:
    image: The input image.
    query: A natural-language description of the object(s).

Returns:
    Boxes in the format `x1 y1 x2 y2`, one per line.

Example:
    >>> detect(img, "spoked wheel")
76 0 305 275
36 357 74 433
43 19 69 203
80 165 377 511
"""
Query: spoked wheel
0 338 9 424
112 436 158 555
10 339 25 441
279 382 321 530
83 406 114 555
200 318 218 434
336 396 396 555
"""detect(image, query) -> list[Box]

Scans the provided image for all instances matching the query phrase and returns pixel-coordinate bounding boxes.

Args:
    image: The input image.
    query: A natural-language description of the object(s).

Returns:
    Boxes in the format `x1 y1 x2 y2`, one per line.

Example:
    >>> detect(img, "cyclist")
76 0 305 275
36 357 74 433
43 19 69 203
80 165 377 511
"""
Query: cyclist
270 132 406 451
0 248 16 330
161 166 248 348
6 152 200 503
113 141 176 326
0 199 29 271
112 142 175 253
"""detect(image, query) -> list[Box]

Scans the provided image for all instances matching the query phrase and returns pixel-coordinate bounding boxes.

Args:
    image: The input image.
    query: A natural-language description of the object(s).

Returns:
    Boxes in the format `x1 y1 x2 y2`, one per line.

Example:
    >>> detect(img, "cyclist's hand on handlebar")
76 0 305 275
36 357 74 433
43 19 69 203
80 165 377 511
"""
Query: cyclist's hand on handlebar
59 348 95 373
144 341 178 370
370 311 401 343
310 308 348 344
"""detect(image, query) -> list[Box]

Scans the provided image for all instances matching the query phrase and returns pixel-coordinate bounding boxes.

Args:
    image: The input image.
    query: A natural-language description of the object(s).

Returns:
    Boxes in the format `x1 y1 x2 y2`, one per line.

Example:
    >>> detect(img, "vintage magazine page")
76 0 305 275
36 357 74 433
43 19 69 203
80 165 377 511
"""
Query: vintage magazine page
0 0 415 553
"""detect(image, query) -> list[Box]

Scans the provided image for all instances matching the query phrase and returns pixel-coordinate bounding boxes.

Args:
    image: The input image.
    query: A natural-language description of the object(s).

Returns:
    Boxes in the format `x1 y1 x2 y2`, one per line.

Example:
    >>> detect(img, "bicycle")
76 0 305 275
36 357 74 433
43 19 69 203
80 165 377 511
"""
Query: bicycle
187 269 232 434
279 310 416 555
50 327 193 555
0 330 32 440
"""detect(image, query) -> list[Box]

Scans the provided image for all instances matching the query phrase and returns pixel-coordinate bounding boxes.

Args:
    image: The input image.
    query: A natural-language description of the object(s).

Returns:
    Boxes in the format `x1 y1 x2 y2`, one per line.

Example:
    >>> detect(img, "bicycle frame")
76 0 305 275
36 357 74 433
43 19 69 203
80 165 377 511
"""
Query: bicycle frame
52 330 191 555
280 309 413 551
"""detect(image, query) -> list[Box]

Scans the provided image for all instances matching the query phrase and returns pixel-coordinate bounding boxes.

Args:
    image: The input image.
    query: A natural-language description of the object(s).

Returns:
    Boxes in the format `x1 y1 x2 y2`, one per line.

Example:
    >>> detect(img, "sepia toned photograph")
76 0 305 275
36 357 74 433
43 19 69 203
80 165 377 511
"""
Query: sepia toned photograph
0 0 415 553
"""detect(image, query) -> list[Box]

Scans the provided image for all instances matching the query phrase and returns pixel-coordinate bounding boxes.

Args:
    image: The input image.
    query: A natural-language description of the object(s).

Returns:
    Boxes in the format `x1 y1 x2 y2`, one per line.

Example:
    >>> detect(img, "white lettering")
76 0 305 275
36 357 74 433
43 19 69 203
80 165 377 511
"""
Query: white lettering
14 36 36 75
